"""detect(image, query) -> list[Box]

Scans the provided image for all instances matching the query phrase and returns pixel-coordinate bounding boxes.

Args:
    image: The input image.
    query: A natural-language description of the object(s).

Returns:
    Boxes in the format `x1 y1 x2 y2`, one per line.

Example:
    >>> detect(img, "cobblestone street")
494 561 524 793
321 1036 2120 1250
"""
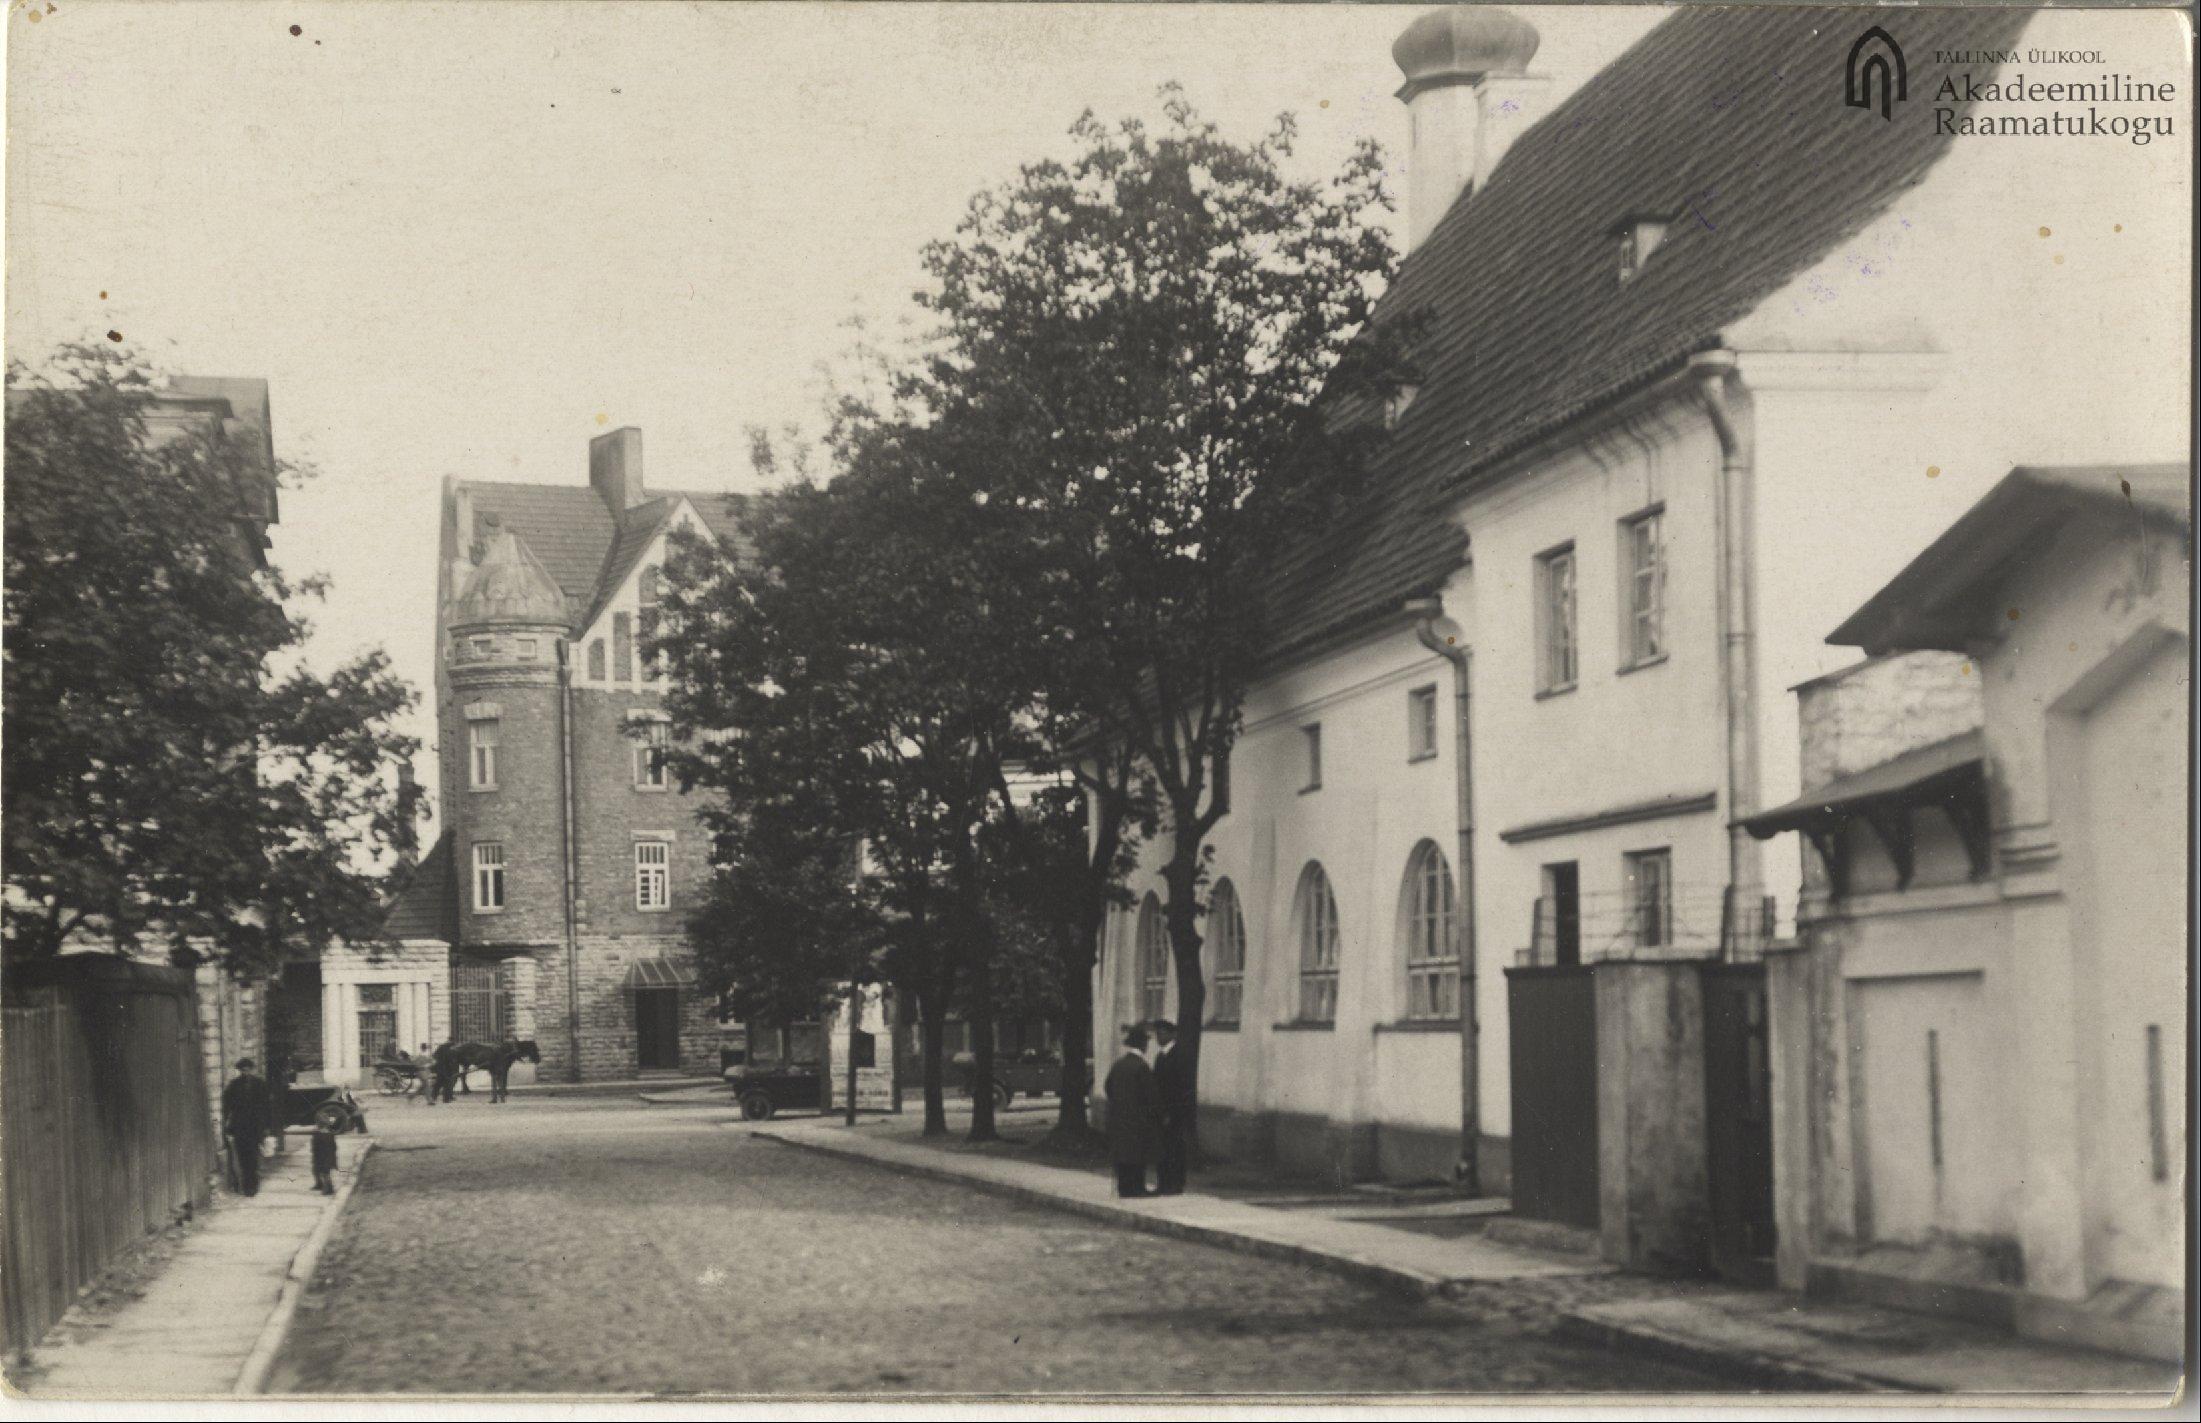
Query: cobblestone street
272 1095 1739 1398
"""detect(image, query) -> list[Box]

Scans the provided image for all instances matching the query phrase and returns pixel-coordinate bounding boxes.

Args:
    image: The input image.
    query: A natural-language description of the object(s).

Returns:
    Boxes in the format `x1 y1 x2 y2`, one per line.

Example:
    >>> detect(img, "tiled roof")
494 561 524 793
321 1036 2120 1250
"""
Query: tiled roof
1264 4 2035 657
464 482 615 622
460 482 752 632
379 832 457 944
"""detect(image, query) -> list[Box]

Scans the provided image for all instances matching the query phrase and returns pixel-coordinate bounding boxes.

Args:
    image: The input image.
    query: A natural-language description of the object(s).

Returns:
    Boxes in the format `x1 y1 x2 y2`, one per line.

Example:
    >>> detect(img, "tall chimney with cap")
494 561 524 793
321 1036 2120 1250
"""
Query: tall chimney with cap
1393 7 1546 249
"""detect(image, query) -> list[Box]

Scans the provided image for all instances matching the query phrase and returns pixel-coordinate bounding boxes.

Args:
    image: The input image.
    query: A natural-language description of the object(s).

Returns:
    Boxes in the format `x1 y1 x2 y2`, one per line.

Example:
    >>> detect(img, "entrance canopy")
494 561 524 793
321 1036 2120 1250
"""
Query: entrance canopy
622 958 694 990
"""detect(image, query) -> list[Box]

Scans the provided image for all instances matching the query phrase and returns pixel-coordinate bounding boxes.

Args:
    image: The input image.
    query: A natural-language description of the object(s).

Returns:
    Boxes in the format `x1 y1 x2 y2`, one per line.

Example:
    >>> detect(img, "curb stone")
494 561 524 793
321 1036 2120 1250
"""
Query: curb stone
1553 1310 1913 1394
233 1138 374 1396
754 1128 1452 1302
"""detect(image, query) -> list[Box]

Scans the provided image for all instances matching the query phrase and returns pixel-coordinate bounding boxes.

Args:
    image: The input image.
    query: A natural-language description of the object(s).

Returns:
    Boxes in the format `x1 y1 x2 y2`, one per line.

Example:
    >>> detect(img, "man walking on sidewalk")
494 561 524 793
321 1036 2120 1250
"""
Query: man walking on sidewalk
1151 1020 1194 1196
1104 1025 1160 1198
220 1058 274 1197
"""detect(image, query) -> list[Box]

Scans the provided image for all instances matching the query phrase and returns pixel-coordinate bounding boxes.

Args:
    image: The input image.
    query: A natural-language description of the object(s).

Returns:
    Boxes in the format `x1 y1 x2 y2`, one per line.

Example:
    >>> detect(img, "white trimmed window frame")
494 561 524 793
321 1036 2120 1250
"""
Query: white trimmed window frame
1208 879 1246 1026
468 718 499 791
1401 841 1459 1021
635 840 671 913
472 842 505 913
1295 863 1340 1024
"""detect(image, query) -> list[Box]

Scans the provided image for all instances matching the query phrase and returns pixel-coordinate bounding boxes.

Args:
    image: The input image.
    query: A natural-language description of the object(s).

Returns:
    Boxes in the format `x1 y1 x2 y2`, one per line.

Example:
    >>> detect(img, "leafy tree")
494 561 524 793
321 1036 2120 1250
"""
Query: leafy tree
661 414 1041 1139
914 93 1412 1121
982 777 1148 1136
3 346 426 975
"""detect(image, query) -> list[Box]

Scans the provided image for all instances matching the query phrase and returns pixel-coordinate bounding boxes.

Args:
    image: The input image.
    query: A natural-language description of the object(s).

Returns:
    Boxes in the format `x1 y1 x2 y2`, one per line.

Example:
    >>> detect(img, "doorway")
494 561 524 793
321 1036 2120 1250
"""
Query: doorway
636 987 682 1071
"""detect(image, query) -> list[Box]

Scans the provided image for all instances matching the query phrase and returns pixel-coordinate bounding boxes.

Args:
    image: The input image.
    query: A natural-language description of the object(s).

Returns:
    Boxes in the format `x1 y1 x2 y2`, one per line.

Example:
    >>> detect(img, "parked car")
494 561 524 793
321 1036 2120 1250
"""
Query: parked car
282 1081 367 1134
953 1050 1090 1108
721 1043 825 1121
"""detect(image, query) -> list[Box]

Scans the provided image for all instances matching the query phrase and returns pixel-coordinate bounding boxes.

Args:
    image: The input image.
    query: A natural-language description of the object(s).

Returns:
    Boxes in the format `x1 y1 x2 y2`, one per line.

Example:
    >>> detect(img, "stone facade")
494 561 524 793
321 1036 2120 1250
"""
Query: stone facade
396 432 741 1081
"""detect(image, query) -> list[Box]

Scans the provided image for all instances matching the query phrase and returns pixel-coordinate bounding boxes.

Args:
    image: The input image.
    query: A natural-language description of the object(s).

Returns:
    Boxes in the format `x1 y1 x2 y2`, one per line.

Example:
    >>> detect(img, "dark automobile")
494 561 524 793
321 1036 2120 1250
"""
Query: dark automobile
721 1028 826 1121
282 1081 368 1134
954 1050 1091 1108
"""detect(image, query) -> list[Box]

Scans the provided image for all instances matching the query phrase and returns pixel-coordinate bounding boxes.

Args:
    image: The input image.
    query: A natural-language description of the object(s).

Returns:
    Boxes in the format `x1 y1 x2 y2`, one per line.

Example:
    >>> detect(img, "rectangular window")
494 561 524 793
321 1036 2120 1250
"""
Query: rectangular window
638 609 661 681
634 721 670 790
638 566 663 683
1536 545 1577 692
472 842 505 913
516 638 538 661
613 612 634 682
1302 723 1323 791
357 983 396 1066
635 840 671 912
1408 685 1439 761
1622 510 1665 667
471 636 494 659
1625 848 1672 950
468 718 499 791
588 638 606 681
1539 861 1581 967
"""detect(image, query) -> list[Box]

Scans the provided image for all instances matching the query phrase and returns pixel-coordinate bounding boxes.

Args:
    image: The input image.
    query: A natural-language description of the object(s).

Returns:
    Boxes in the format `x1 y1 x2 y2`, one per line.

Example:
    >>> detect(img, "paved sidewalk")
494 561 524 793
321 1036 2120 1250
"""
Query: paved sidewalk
1561 1290 2183 1400
748 1115 1605 1297
15 1132 370 1399
750 1114 2184 1401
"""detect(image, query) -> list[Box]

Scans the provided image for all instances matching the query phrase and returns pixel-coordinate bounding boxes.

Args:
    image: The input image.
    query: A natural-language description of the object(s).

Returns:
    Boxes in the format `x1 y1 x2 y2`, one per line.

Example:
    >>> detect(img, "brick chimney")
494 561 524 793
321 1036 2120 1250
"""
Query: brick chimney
589 426 647 512
1393 7 1548 249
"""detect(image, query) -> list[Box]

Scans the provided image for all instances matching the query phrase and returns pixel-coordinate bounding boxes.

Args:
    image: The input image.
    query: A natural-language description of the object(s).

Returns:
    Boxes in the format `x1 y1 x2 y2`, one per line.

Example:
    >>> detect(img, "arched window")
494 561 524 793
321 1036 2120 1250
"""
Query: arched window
1136 893 1169 1024
1209 880 1247 1025
1401 841 1459 1020
1295 864 1340 1023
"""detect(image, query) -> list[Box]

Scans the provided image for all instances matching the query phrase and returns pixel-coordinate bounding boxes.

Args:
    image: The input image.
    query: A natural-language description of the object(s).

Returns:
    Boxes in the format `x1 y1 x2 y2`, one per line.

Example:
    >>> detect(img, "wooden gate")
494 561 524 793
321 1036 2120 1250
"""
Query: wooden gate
449 961 509 1044
1701 962 1776 1282
1505 964 1599 1229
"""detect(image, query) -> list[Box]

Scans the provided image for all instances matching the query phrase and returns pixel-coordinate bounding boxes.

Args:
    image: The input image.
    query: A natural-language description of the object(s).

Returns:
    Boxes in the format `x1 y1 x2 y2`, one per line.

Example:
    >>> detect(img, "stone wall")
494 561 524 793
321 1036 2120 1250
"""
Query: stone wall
1795 651 1981 794
526 936 721 1081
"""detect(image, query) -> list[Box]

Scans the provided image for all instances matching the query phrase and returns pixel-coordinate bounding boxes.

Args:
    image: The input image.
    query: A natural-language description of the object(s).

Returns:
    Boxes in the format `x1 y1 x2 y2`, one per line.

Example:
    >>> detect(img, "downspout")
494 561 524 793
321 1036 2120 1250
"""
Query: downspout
557 639 583 1080
1408 597 1480 1195
1689 350 1765 950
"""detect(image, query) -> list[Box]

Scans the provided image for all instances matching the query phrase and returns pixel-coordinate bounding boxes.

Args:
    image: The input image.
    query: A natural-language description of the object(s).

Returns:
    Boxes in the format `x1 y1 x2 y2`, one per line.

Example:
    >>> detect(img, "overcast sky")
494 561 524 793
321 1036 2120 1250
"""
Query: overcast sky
8 2 1663 810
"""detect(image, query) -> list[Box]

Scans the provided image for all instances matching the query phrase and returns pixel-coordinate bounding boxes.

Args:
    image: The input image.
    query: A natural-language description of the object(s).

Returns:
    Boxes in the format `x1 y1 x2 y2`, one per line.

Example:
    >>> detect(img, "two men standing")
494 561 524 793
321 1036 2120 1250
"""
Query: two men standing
220 1057 275 1196
1103 1019 1194 1198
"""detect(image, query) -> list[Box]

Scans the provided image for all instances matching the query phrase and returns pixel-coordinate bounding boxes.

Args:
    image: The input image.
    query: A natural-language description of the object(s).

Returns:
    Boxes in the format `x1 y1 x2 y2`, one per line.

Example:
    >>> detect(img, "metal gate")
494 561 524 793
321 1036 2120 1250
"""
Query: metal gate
1505 964 1600 1229
450 961 510 1044
1701 962 1775 1282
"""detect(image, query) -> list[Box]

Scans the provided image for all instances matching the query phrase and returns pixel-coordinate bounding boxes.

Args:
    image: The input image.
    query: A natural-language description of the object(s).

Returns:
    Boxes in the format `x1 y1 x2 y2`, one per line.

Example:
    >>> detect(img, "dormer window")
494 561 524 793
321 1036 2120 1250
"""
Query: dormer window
1615 216 1671 282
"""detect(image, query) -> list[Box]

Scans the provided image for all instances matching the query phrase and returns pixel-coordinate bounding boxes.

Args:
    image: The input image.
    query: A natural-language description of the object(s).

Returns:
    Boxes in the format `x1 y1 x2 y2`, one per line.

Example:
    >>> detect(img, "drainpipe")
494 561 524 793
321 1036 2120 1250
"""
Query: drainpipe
557 639 583 1081
1689 350 1765 950
1407 597 1480 1195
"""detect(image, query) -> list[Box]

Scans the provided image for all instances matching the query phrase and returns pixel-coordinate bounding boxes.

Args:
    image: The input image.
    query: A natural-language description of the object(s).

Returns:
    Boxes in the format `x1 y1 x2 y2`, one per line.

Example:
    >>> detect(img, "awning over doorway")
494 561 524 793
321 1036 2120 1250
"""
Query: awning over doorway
1738 730 1989 893
622 958 695 990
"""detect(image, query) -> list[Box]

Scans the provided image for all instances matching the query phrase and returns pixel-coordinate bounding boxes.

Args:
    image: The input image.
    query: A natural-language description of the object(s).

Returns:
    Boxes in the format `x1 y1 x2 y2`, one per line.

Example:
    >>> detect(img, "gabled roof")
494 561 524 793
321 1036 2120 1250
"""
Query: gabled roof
458 481 752 633
1265 4 2034 656
379 832 457 944
1830 464 2191 654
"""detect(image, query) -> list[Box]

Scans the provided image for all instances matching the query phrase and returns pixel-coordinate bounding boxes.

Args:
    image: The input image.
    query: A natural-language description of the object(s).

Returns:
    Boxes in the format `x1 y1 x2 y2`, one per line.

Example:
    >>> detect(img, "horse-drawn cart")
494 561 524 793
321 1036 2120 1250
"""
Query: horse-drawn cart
373 1058 424 1096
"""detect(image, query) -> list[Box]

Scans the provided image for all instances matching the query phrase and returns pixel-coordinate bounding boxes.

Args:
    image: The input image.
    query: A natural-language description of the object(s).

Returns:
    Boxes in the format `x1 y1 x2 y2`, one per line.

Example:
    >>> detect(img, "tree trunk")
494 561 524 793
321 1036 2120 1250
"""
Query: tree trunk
1053 926 1094 1133
966 920 999 1144
918 987 948 1137
1162 851 1207 1151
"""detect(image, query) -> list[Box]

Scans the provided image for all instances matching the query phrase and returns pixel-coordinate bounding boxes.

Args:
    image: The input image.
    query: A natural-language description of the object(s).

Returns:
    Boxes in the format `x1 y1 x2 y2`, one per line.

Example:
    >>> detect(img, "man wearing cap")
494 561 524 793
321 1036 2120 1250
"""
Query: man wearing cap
1150 1019 1195 1195
1103 1024 1161 1198
220 1057 275 1196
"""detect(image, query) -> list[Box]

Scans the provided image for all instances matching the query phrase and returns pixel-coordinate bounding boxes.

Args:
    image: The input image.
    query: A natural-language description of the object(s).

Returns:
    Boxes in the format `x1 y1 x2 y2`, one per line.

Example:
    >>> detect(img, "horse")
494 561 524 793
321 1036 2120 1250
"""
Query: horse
454 1039 541 1103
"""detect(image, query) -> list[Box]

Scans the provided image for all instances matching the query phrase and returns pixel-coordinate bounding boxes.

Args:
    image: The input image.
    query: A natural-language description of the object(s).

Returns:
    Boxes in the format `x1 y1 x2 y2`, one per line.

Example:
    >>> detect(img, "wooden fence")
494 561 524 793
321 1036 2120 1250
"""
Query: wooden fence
3 956 215 1356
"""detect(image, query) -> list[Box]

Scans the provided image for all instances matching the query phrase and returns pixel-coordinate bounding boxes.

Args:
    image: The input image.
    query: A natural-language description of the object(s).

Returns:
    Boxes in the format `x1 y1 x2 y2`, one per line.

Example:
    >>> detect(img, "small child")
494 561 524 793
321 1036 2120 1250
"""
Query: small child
309 1120 339 1195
